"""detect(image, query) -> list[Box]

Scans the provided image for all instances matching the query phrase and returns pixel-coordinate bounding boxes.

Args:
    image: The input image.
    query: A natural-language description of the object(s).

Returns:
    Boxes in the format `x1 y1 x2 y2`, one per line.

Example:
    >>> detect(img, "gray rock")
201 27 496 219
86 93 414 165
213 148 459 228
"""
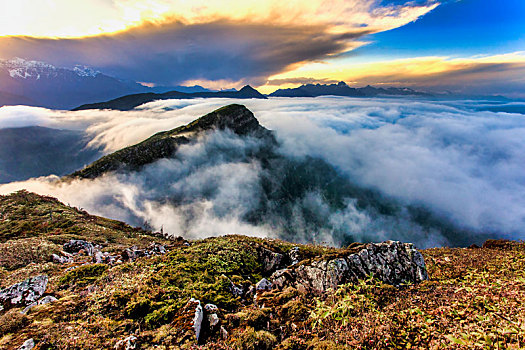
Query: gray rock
17 338 35 350
288 246 301 265
228 282 244 297
259 248 284 274
220 326 228 340
256 278 273 291
189 298 203 341
51 253 71 264
94 251 105 264
63 240 94 256
122 246 146 261
114 335 137 350
204 303 219 313
21 295 58 314
208 313 220 327
149 242 166 254
270 241 428 293
204 303 220 328
0 275 48 311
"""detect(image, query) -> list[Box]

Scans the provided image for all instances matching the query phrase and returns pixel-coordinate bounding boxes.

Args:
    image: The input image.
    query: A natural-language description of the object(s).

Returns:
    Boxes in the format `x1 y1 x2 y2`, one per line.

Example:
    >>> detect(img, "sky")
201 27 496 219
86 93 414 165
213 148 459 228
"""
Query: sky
0 0 524 96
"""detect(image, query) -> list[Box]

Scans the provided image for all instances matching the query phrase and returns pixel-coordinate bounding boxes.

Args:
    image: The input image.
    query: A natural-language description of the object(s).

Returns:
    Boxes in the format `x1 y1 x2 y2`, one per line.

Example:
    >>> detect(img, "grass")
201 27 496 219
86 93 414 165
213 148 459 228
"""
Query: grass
1 191 524 349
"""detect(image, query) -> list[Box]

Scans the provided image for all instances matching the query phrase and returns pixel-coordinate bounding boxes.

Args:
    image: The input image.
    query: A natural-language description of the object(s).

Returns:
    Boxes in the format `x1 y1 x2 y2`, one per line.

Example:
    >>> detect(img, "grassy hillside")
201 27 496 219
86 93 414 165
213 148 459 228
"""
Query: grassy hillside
0 191 524 349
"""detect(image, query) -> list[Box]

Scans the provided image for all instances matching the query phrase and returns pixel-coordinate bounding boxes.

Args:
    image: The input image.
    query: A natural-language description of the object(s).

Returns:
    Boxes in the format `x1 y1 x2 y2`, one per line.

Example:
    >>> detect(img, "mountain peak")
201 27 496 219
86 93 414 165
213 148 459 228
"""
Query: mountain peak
237 85 267 98
69 104 272 179
176 104 267 136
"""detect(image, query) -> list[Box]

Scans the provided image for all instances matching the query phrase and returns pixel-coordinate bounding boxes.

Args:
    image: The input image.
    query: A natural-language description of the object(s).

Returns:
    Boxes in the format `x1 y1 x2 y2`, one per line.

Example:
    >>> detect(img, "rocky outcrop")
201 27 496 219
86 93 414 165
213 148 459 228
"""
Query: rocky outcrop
0 275 48 312
271 241 428 293
63 239 94 256
259 248 284 274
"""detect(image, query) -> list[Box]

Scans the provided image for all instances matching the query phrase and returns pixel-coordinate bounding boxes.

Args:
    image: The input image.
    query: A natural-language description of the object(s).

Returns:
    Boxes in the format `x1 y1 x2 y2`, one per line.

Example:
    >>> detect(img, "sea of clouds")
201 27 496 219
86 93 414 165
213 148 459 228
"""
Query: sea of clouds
0 97 524 248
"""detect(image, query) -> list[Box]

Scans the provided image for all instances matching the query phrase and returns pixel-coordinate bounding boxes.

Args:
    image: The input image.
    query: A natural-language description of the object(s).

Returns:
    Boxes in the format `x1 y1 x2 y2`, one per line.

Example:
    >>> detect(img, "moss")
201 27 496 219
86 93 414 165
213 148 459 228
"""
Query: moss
0 238 61 270
124 298 152 319
307 340 347 350
235 327 277 350
278 336 308 350
0 309 28 336
281 299 310 321
237 308 271 329
60 263 108 286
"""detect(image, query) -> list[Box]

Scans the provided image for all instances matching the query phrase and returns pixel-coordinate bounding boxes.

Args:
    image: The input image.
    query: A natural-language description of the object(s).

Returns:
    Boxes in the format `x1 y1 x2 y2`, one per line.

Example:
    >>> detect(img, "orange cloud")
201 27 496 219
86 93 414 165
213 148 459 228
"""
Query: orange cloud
260 52 525 95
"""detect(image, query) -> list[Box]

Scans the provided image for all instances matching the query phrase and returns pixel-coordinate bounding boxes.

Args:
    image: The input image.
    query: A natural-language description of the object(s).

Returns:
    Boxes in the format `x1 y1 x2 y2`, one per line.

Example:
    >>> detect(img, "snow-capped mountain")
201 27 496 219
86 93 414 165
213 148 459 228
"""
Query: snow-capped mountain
0 58 147 109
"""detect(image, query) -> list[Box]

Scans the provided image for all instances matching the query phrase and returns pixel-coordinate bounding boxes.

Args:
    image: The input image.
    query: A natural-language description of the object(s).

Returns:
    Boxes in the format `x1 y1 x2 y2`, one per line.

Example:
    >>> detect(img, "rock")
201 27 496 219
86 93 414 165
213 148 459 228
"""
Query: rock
259 248 284 274
114 335 137 350
288 246 301 265
205 303 220 327
21 295 58 314
121 246 146 261
220 326 228 340
51 253 71 264
228 282 244 297
189 298 204 341
17 338 35 350
208 313 220 327
63 240 94 256
270 241 428 293
270 269 294 290
256 278 273 291
0 275 48 311
149 242 166 254
204 304 219 313
94 251 105 264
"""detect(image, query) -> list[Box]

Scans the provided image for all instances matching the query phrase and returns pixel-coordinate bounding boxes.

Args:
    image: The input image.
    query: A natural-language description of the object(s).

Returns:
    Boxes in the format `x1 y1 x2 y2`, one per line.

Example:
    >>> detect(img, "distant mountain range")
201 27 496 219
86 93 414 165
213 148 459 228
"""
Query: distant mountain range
72 85 267 111
0 58 431 110
0 58 214 109
269 81 429 98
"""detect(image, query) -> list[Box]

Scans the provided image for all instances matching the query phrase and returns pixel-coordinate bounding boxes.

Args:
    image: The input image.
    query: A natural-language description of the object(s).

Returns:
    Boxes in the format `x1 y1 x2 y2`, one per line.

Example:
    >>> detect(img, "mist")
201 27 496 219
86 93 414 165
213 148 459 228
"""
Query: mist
0 96 524 248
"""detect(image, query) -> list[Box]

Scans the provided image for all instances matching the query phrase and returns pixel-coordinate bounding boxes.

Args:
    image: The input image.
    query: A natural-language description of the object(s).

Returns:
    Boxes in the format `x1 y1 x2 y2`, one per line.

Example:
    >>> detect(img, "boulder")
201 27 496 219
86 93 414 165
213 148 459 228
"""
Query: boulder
0 275 48 311
114 335 137 350
256 278 273 291
51 254 72 264
63 240 94 256
17 338 35 350
192 299 204 341
270 241 428 293
288 246 301 265
121 246 146 261
259 248 284 274
204 303 220 327
148 242 166 254
94 251 106 264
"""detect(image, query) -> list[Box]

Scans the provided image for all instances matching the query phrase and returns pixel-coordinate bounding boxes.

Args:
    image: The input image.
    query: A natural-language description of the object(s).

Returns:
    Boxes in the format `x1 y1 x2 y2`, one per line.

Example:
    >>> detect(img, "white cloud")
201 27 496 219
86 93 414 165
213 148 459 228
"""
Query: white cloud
1 96 524 247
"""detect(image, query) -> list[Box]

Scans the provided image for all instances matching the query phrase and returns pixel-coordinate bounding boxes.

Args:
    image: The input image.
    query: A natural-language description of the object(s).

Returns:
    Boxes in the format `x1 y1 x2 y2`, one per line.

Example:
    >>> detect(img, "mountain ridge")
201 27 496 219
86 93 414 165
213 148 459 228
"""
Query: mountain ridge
68 104 272 179
72 85 267 111
270 81 430 98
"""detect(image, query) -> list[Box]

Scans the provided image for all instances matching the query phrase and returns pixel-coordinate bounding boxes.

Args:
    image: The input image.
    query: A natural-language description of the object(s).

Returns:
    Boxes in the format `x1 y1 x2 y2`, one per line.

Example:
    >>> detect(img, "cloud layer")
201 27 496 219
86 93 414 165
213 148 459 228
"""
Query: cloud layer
1 96 524 248
0 1 437 87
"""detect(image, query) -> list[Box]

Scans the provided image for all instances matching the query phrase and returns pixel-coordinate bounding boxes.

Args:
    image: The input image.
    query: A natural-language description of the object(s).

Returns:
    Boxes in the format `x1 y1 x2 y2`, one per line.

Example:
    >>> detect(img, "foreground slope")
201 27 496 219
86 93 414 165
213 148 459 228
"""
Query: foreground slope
0 191 524 349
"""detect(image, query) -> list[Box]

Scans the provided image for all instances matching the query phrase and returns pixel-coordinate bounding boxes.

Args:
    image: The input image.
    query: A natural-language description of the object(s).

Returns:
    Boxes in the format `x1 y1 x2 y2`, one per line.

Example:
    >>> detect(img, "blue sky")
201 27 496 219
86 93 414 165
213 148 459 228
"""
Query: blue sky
362 0 525 59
